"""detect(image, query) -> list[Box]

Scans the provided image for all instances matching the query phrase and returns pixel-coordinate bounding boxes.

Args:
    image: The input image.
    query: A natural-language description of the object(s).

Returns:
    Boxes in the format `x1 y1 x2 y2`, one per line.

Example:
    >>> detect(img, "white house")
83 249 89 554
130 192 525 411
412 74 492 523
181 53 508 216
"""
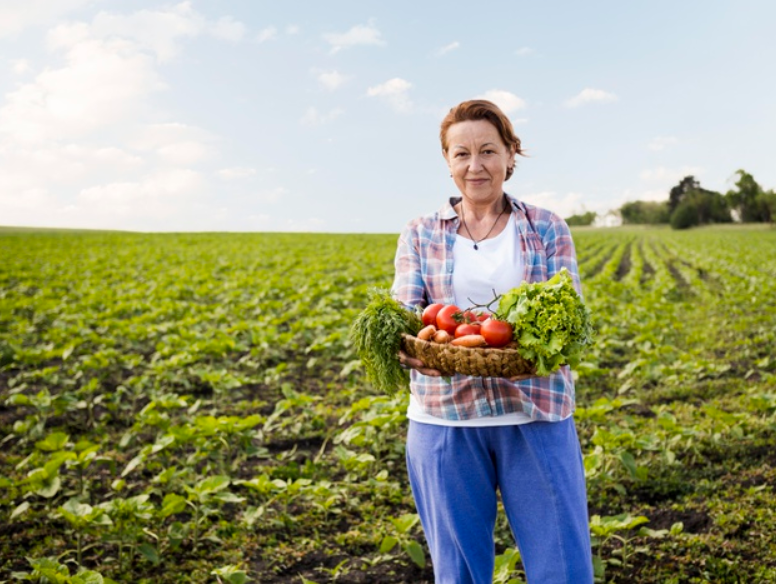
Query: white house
593 210 623 228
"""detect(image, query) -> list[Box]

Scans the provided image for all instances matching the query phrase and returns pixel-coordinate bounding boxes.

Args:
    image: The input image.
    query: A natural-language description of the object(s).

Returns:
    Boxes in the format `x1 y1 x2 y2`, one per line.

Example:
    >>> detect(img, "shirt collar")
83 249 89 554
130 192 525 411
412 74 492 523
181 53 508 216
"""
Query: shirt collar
441 193 522 220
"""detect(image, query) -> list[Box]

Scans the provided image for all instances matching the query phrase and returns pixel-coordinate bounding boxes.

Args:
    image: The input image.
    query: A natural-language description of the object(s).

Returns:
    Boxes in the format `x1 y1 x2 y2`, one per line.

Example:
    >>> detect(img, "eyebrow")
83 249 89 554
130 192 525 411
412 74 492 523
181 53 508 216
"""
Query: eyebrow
451 142 498 150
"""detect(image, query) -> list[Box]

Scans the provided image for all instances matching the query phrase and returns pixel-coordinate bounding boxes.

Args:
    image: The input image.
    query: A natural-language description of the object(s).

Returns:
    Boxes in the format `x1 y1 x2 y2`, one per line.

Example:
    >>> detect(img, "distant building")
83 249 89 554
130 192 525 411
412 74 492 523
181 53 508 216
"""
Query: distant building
593 210 623 228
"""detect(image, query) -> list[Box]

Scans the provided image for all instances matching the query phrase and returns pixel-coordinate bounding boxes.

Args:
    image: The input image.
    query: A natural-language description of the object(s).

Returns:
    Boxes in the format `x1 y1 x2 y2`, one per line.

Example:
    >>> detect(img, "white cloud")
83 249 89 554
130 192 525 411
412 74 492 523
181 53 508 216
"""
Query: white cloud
283 217 326 232
69 169 203 225
87 4 207 62
241 212 324 232
286 25 300 35
435 41 460 56
300 106 344 126
79 168 200 203
247 213 272 227
316 69 348 91
648 136 678 151
564 88 618 108
11 59 30 74
256 26 277 43
91 146 143 167
0 4 241 230
209 16 246 42
218 167 257 180
130 123 213 161
323 20 385 54
520 191 586 218
0 0 96 39
0 37 163 143
256 187 288 203
156 141 209 165
620 189 670 203
478 89 527 114
0 187 53 212
515 47 534 57
640 166 704 183
367 78 412 113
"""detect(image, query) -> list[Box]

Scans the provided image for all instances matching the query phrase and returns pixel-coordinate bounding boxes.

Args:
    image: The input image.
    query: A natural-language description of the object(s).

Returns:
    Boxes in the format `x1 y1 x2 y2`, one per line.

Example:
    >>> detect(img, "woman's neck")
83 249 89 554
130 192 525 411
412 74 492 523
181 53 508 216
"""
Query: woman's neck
459 194 507 221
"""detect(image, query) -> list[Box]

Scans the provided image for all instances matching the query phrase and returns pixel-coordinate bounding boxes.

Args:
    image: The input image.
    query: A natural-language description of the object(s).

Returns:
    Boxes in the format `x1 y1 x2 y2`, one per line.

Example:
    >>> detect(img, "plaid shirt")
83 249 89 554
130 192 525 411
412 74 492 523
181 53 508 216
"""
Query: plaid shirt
392 194 582 422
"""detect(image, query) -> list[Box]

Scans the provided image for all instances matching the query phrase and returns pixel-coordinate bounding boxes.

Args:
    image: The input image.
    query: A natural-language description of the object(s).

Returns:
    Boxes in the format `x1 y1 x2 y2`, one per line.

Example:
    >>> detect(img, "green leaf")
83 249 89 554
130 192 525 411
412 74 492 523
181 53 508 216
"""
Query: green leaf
137 543 160 565
158 493 187 518
35 476 62 499
619 451 638 478
379 535 398 553
10 501 30 521
121 454 145 478
35 431 69 452
403 540 426 568
390 513 419 534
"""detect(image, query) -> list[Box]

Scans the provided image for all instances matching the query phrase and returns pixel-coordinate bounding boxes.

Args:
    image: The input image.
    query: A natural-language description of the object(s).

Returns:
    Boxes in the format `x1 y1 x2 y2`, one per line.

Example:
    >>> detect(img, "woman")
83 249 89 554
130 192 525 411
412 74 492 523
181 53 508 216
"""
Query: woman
392 99 594 584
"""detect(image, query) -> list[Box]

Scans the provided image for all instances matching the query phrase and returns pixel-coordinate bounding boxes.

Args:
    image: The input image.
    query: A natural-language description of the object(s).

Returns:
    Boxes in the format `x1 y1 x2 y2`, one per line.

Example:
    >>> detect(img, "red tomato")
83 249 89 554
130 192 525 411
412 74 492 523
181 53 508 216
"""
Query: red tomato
422 303 445 327
480 319 513 347
462 310 487 324
454 323 481 338
435 304 461 335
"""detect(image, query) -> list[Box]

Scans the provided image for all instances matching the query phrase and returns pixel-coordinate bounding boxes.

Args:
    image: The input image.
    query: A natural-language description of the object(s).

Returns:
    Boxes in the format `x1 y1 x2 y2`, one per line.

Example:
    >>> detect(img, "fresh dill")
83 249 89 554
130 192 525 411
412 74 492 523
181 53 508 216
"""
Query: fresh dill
350 288 422 396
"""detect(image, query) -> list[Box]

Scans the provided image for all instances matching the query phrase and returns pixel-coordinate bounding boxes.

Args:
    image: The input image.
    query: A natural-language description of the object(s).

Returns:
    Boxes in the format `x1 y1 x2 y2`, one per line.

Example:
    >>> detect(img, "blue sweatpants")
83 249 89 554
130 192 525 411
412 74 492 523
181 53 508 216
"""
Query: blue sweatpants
406 418 594 584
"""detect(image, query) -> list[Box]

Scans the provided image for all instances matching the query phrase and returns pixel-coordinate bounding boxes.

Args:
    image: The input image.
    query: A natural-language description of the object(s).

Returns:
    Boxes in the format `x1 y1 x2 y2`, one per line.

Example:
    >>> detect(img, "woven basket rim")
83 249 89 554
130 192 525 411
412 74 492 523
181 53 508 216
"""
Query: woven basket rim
400 332 537 377
401 333 521 355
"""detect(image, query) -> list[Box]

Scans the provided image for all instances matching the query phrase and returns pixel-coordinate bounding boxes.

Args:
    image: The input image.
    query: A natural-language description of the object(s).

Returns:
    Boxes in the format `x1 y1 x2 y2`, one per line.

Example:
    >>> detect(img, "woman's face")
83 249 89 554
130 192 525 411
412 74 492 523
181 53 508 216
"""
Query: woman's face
444 120 515 204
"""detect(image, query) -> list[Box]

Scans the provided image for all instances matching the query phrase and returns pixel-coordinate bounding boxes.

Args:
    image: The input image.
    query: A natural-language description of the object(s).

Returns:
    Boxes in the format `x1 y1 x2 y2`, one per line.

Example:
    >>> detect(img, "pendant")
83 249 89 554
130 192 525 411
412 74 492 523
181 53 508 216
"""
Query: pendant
473 244 479 250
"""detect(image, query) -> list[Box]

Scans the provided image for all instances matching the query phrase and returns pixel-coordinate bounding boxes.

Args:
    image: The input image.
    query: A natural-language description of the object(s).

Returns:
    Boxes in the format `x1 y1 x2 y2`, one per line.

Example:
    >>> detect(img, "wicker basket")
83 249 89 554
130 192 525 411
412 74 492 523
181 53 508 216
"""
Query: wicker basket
401 333 537 378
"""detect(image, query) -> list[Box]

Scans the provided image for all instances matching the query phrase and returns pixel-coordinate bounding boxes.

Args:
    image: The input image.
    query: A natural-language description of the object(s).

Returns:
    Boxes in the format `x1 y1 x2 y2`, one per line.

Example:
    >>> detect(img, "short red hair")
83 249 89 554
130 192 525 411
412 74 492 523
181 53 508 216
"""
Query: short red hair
440 99 525 180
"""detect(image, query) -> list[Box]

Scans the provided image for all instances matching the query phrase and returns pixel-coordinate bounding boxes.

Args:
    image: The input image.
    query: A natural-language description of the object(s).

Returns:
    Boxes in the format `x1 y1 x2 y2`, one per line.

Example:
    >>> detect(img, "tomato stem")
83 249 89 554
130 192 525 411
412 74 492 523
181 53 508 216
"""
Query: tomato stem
465 289 504 319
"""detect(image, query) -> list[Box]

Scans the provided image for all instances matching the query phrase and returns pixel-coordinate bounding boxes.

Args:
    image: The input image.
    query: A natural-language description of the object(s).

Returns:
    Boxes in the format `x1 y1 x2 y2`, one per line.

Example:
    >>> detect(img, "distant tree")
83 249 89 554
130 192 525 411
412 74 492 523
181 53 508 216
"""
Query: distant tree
764 190 776 223
565 211 597 226
688 188 731 224
670 201 699 229
669 176 700 214
726 170 772 222
620 200 670 224
663 173 733 230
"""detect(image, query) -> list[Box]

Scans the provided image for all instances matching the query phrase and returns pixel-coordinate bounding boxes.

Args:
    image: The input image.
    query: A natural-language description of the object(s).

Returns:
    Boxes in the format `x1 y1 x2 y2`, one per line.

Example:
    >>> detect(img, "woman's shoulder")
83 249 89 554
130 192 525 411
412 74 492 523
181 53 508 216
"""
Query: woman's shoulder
511 197 570 232
402 198 458 233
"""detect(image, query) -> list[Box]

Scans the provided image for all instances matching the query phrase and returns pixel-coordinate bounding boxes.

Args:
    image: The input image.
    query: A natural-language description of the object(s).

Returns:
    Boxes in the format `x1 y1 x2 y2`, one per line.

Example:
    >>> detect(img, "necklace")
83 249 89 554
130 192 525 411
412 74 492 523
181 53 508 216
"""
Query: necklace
460 197 509 250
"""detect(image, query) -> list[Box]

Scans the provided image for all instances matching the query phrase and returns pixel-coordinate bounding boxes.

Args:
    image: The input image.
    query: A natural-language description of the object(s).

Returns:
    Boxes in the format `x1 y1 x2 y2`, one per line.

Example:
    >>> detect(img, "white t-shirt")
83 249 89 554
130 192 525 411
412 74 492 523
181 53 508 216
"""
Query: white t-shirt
407 219 535 427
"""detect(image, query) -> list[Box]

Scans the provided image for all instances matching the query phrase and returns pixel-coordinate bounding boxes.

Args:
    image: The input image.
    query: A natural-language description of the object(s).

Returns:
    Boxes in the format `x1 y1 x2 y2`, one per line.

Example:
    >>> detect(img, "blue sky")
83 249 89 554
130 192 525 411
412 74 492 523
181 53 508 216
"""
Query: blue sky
1 1 774 233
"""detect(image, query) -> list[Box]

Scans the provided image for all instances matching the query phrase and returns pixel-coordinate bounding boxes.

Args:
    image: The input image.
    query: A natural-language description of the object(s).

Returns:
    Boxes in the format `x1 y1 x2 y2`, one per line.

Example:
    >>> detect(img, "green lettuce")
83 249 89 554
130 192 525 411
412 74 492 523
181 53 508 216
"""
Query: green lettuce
497 268 594 376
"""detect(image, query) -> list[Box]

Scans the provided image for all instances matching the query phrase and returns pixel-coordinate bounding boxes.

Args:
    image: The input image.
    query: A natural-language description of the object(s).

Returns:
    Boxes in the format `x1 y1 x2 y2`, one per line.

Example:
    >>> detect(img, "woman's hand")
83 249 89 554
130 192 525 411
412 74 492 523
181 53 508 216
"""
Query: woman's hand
398 350 443 377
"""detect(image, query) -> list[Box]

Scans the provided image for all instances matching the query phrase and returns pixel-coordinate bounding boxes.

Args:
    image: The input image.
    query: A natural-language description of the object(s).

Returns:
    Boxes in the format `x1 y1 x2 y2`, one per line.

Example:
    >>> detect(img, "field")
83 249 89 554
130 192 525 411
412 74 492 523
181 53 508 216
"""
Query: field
1 225 776 583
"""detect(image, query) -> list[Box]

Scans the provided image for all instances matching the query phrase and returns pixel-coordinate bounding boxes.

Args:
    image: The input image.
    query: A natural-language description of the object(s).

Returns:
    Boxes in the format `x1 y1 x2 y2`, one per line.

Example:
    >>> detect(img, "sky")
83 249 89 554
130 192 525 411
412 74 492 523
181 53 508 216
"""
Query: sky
0 0 774 233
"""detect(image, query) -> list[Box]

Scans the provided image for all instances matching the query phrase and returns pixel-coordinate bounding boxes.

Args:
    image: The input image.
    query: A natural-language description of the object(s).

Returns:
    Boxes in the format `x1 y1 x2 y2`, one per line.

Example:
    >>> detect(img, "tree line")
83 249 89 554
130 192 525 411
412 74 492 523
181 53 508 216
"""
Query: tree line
566 170 776 229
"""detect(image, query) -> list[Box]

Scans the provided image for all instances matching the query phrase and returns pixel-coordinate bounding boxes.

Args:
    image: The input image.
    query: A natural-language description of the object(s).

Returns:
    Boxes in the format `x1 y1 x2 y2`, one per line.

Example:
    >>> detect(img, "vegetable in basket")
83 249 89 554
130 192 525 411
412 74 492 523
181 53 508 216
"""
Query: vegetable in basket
350 287 423 396
498 267 594 376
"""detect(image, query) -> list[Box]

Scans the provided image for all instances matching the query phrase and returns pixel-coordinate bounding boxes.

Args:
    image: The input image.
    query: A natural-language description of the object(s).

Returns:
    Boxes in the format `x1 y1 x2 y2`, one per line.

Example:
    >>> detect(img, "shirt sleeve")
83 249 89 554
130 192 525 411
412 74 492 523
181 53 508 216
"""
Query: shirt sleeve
542 214 583 296
391 221 426 309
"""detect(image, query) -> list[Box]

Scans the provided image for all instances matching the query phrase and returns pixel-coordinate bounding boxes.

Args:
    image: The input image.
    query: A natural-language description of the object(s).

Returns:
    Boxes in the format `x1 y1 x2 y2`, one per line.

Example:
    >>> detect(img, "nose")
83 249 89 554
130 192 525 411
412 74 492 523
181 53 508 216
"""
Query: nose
468 155 483 173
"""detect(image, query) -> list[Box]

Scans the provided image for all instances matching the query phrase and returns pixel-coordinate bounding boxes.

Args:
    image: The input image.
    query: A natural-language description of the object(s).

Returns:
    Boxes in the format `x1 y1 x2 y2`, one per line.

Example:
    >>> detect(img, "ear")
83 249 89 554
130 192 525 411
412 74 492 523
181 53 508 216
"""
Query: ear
442 149 452 168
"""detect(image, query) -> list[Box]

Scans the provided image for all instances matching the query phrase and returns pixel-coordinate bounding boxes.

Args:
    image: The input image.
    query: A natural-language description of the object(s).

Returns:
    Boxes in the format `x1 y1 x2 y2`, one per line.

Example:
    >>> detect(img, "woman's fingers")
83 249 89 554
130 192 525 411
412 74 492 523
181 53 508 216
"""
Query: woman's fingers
398 350 442 377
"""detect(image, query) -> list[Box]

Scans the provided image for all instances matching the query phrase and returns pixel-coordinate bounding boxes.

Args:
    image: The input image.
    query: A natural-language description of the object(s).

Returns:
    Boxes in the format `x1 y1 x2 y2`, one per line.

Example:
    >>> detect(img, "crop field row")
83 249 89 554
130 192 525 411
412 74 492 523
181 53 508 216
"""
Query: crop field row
1 225 776 583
